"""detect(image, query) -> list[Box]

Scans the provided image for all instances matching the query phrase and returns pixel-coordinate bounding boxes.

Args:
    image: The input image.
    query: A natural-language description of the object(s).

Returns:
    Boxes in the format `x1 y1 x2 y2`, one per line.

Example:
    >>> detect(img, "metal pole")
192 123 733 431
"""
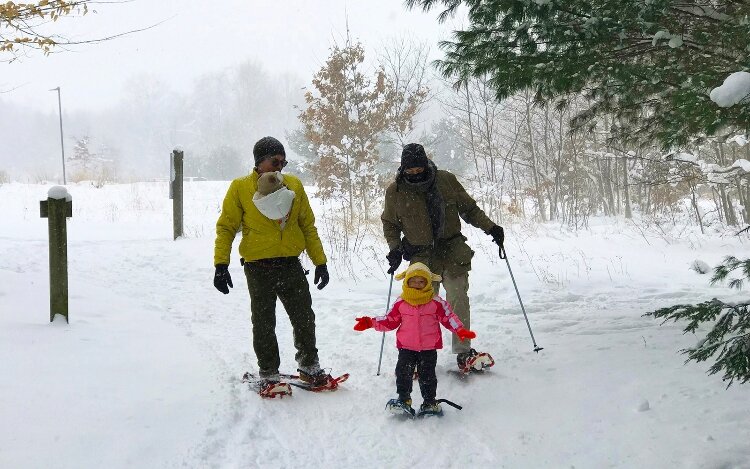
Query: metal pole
376 273 395 375
501 246 543 352
50 87 66 185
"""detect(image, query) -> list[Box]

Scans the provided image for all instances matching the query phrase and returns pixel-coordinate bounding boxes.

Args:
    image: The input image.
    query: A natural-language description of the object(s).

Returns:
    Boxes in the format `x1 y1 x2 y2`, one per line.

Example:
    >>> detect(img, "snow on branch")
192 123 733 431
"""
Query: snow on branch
664 150 750 184
710 72 750 108
672 4 732 22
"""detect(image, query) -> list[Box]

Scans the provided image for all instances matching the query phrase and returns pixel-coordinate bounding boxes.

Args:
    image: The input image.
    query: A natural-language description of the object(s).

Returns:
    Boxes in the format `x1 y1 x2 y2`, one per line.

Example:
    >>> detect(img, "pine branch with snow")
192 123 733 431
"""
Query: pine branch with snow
647 256 750 387
408 0 750 148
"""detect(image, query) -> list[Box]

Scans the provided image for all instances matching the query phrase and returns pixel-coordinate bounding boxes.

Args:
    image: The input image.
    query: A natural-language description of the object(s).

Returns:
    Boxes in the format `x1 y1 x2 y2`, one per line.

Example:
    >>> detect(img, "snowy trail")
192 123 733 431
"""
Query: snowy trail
66 231 750 468
2 182 749 469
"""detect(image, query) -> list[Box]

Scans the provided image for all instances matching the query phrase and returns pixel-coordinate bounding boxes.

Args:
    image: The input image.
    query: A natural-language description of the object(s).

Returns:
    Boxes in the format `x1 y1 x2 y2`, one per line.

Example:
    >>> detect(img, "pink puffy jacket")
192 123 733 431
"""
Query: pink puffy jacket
372 296 463 351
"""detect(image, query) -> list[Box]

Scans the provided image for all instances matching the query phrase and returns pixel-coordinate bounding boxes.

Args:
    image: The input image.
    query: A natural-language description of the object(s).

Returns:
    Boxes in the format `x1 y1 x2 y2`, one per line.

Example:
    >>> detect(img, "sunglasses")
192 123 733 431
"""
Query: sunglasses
264 157 288 168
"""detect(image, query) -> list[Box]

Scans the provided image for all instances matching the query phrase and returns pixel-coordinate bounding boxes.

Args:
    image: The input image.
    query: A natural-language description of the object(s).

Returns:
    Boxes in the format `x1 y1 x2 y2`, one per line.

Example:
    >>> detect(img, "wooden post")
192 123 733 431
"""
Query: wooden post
171 149 184 240
40 194 72 323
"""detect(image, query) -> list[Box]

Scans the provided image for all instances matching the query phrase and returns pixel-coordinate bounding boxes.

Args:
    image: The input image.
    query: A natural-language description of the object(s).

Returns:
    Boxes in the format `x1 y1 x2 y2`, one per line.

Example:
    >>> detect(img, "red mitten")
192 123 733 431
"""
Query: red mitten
354 316 373 331
456 327 476 341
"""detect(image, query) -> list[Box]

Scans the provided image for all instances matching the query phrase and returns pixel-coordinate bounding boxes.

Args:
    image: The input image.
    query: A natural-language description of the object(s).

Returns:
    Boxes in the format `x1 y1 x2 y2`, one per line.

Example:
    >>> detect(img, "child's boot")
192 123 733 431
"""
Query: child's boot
417 400 443 417
386 396 415 417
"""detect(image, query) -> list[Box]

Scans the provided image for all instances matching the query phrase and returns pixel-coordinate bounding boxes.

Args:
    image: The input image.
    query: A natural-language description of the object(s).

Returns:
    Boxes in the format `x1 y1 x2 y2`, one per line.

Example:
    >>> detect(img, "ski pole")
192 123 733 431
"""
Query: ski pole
500 245 544 353
376 272 395 375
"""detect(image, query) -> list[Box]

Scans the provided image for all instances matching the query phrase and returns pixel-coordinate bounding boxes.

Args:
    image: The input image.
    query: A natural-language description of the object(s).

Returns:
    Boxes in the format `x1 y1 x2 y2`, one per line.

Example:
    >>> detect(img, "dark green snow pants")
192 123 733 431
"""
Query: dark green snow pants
244 257 319 378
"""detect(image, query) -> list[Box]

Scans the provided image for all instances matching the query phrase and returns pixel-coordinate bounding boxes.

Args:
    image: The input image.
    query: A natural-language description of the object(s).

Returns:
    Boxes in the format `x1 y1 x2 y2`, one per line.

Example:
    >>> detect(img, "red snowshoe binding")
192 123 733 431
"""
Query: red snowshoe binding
457 348 495 374
242 372 293 399
294 368 349 392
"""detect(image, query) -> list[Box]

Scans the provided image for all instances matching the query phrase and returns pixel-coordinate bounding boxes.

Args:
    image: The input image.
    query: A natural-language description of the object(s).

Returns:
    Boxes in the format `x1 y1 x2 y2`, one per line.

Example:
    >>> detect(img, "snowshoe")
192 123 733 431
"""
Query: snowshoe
417 401 443 418
280 370 349 392
291 368 348 392
243 370 348 393
386 398 415 418
297 368 333 387
417 401 444 418
258 380 293 399
241 372 293 399
457 349 495 374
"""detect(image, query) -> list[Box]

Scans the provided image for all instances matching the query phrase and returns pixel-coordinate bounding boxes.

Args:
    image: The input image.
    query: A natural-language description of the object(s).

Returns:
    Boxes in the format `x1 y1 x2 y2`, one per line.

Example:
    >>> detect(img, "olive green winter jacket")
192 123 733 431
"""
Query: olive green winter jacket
214 171 327 267
381 169 496 263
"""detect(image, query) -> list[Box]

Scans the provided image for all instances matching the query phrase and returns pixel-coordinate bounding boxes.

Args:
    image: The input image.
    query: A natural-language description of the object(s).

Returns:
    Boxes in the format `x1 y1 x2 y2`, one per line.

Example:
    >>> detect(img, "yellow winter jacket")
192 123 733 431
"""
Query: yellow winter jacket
214 171 327 266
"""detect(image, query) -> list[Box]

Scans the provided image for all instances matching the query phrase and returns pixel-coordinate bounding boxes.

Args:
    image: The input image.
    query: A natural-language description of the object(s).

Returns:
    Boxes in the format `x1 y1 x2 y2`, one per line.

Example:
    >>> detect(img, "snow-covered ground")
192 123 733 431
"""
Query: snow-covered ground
1 181 749 469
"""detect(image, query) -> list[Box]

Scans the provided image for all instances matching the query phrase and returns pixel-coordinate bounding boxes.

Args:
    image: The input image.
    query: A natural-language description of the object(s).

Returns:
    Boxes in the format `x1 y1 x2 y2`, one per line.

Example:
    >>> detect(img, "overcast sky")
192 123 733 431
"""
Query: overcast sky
1 0 463 114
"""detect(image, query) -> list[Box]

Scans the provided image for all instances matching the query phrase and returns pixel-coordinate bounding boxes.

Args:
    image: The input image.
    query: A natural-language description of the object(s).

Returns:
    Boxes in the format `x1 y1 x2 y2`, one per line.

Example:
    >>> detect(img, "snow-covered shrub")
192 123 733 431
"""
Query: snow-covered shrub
691 260 710 274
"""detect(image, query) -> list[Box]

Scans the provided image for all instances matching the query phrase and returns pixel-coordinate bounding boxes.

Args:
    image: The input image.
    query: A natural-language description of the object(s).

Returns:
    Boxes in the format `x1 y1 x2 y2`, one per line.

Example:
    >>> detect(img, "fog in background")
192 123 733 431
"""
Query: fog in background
0 0 462 181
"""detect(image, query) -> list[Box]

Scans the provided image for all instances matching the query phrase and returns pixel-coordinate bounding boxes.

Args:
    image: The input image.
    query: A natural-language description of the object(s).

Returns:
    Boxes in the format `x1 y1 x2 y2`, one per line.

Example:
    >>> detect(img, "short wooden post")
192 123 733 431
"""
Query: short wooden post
40 191 72 323
170 149 184 240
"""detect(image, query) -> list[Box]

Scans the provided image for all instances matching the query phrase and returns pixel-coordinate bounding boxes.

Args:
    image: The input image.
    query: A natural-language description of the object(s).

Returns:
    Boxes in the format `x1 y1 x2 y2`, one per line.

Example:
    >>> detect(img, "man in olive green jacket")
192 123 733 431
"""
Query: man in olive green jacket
213 136 332 396
381 143 505 371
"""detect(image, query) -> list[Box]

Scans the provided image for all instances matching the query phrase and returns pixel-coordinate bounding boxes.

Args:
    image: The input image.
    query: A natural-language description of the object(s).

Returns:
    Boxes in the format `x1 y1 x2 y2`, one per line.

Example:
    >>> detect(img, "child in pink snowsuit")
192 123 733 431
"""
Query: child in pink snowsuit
354 262 475 414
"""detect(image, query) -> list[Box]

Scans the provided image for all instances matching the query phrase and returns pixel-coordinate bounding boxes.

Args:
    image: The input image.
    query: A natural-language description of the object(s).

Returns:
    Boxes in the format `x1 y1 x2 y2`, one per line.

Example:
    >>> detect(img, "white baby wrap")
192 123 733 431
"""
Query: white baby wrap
252 186 295 228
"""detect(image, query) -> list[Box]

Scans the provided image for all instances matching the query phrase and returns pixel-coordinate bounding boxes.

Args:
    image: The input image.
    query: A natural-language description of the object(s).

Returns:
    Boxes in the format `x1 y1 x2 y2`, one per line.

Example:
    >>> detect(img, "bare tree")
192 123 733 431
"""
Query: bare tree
378 36 432 146
1 1 155 62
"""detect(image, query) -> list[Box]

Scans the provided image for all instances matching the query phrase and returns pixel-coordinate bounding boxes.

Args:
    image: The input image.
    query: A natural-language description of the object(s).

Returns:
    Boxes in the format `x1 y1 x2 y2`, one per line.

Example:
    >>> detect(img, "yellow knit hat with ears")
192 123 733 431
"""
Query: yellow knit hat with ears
394 262 442 283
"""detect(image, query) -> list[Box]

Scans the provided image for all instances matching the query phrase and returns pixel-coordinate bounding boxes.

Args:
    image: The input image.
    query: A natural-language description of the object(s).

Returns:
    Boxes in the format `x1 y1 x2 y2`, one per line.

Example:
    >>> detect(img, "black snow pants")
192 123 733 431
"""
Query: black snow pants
395 348 438 403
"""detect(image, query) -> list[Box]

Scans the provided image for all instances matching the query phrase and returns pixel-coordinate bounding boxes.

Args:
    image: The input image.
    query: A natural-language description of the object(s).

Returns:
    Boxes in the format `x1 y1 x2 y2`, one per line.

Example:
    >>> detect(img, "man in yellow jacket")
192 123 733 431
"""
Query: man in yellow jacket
213 136 331 397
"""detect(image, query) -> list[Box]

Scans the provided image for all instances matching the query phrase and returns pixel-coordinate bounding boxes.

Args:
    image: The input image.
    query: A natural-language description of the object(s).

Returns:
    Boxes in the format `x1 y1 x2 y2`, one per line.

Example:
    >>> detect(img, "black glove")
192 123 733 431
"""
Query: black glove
488 225 505 247
214 264 233 294
386 248 403 274
399 238 420 261
314 264 329 290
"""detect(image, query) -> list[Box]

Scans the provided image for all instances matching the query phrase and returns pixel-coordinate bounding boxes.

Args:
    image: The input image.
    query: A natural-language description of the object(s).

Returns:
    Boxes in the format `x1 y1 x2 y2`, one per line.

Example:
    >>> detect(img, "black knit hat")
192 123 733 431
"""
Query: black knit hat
253 136 286 166
400 143 428 169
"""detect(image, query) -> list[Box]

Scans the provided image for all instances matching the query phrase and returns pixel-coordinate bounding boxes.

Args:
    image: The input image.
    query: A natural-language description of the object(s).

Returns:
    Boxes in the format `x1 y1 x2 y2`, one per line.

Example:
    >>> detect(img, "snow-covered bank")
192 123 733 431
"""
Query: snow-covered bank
1 182 748 468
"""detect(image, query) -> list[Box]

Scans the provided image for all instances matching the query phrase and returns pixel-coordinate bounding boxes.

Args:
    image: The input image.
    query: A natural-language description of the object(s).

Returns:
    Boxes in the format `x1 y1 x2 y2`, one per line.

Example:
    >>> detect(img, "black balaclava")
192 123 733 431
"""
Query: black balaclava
253 136 286 167
400 143 429 183
397 144 445 241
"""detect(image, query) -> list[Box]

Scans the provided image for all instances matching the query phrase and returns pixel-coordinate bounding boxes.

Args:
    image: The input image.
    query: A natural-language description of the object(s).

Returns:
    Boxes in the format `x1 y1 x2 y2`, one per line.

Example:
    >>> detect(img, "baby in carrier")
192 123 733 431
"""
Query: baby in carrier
253 171 295 228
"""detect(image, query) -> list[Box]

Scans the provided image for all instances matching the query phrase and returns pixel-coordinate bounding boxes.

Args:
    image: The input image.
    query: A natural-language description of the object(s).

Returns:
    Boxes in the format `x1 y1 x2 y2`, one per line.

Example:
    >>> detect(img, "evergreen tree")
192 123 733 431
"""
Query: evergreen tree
646 256 750 387
407 0 750 147
204 145 244 181
427 117 471 174
67 134 117 184
285 128 316 184
70 135 96 173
